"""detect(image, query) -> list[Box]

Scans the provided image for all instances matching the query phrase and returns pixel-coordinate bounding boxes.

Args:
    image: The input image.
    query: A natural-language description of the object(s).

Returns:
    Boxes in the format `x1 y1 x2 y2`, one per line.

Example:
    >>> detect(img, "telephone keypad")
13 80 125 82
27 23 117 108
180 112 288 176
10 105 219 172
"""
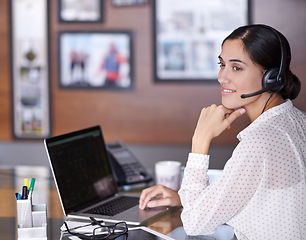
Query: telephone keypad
107 142 152 185
122 162 146 183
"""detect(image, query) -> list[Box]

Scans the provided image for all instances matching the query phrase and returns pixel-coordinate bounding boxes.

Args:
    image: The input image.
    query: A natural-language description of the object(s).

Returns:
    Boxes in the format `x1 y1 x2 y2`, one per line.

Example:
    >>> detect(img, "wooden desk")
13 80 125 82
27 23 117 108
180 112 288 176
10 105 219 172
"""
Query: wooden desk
0 166 234 240
0 167 183 239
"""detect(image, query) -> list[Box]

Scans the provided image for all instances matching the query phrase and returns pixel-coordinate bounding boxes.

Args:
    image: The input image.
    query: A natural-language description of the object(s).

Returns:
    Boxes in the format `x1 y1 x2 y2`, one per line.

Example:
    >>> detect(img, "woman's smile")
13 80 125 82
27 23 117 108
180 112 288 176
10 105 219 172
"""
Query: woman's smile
221 87 236 96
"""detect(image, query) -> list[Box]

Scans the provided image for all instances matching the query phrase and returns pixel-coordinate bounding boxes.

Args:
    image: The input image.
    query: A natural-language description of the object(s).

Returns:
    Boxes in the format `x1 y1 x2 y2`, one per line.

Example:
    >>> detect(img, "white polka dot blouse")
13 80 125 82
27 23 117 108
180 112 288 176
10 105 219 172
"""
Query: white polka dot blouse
178 100 306 240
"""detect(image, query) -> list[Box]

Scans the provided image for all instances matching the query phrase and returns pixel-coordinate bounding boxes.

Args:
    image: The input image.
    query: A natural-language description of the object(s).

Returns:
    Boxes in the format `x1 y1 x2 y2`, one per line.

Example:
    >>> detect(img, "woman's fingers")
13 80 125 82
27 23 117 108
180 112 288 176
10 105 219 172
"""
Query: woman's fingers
139 185 181 209
139 185 164 210
147 197 173 208
222 107 246 130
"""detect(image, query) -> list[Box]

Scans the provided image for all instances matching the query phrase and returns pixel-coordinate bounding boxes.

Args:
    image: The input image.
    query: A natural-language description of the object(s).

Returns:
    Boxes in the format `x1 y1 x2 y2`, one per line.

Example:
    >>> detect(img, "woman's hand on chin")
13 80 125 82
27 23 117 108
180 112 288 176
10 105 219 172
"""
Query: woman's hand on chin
192 104 246 154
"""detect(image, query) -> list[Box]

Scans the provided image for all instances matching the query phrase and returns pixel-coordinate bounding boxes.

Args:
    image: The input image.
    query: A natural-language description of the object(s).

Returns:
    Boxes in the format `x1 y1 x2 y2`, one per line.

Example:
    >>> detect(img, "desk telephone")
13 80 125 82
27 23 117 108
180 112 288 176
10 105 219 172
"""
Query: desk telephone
106 142 152 186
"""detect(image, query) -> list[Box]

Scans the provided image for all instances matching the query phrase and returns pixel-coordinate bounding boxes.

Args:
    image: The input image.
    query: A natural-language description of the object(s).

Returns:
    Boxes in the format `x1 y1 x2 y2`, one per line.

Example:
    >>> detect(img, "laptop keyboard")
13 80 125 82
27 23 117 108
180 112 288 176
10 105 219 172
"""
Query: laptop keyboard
85 196 139 216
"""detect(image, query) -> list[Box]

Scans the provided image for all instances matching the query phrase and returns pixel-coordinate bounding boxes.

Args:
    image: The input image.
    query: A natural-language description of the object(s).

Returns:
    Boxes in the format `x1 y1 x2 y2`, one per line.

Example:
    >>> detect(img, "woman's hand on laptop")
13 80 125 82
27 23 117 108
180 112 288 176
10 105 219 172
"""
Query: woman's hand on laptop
139 184 181 210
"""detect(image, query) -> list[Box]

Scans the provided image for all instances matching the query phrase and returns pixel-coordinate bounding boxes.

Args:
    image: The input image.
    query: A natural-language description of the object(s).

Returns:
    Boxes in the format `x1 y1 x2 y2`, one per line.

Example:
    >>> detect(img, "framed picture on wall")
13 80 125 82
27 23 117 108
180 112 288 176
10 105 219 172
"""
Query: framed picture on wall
59 0 104 23
112 0 148 7
153 0 251 82
10 0 51 139
58 31 133 89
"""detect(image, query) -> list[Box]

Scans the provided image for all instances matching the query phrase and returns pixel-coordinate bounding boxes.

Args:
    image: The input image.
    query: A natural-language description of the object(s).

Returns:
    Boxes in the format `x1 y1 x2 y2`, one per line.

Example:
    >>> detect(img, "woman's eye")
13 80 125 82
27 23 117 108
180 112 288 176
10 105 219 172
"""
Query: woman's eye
233 66 242 71
217 62 225 68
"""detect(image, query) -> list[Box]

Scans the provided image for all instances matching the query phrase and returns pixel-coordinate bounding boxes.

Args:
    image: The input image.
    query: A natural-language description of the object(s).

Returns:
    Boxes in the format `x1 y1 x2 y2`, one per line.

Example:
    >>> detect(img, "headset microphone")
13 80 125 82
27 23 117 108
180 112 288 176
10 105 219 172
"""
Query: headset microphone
240 88 268 99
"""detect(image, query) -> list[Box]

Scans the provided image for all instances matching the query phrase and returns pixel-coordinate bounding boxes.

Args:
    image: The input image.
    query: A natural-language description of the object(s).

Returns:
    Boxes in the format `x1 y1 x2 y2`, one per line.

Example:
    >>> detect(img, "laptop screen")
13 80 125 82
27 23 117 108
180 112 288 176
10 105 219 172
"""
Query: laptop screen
45 126 117 214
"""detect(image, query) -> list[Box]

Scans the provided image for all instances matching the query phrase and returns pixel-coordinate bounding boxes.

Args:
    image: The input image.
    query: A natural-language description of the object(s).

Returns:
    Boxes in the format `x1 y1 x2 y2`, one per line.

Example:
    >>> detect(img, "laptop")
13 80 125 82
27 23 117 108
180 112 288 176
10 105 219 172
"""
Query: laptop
44 125 168 225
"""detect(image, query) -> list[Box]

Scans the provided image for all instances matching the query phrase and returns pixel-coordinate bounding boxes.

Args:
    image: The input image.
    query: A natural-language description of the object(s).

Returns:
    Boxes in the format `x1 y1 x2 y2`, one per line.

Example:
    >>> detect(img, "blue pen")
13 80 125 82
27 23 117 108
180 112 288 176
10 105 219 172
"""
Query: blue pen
16 193 21 200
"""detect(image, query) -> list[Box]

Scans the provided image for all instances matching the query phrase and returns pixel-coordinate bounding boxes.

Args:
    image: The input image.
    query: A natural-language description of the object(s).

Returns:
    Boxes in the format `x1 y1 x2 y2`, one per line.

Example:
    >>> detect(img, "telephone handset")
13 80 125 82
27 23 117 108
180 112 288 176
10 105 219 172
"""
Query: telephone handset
106 142 152 186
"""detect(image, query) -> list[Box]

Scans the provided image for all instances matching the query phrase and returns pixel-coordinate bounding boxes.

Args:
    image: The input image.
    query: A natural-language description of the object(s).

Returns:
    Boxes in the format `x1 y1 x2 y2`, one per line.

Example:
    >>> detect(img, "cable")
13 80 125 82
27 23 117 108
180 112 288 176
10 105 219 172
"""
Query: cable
261 92 274 114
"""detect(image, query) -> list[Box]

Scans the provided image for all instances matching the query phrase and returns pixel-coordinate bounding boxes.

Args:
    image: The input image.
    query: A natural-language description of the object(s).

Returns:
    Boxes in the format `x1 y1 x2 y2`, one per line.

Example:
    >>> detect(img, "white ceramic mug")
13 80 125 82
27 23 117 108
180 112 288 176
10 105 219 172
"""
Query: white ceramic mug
155 161 182 191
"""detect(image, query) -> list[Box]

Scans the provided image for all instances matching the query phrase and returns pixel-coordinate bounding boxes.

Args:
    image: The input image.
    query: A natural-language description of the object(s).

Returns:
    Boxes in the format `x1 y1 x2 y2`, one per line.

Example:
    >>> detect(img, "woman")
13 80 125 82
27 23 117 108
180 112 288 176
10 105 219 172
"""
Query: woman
139 24 306 239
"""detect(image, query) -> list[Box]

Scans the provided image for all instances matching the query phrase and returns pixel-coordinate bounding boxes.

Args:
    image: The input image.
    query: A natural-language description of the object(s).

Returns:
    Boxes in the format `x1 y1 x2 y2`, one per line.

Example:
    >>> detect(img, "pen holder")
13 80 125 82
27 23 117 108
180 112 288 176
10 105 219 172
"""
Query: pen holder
17 200 47 240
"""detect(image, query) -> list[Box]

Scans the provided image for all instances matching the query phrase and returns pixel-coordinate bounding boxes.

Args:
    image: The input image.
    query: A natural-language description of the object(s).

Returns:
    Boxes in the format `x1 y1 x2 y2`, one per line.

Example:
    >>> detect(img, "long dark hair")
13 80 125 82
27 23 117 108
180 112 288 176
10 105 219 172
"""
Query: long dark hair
222 24 301 100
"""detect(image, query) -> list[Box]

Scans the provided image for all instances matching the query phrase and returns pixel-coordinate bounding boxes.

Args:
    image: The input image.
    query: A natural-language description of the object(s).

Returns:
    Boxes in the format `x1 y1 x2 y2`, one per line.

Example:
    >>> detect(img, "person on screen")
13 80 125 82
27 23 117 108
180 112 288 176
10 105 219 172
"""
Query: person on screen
139 24 306 239
96 42 127 87
69 49 89 85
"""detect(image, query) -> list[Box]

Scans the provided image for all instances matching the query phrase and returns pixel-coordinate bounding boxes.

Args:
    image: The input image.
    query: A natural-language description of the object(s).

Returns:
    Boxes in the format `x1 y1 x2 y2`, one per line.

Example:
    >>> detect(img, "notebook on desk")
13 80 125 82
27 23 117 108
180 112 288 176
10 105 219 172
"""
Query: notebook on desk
44 125 168 225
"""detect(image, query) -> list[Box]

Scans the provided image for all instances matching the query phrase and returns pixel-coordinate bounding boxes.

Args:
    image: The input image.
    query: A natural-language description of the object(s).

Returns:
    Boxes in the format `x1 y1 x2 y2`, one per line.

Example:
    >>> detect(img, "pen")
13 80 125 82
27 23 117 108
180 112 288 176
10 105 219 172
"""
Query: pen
24 178 29 190
24 178 29 197
15 193 21 200
16 193 21 200
28 178 36 200
21 186 28 199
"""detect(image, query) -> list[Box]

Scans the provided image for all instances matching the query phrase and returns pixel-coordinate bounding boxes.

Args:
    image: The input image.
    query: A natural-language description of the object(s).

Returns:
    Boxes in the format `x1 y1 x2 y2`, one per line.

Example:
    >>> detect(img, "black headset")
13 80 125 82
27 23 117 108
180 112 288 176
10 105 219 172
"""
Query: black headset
241 26 287 99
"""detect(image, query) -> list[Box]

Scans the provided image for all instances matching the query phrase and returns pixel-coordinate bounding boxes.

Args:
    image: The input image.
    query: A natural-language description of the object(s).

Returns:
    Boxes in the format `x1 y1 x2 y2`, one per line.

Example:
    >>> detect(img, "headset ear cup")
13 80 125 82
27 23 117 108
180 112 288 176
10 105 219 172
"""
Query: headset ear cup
262 67 281 93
